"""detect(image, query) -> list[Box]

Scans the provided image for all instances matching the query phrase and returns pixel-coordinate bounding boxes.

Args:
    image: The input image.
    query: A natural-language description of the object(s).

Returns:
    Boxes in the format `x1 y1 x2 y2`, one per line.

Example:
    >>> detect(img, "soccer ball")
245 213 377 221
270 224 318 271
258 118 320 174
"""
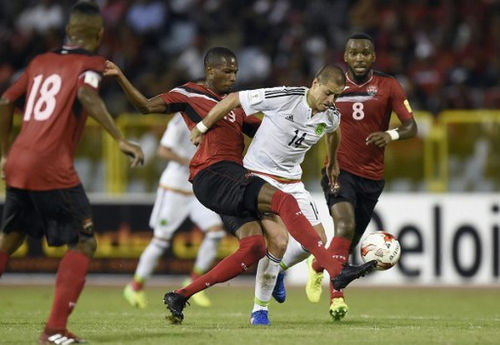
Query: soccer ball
360 232 401 270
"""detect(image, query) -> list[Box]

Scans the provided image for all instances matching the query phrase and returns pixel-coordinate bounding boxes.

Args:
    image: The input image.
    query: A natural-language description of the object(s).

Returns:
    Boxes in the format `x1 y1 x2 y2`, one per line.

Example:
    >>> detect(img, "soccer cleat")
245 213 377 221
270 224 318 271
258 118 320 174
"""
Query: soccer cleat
272 271 286 303
183 278 211 307
250 310 270 326
305 255 324 303
329 297 349 321
123 283 147 309
164 291 189 324
332 260 377 290
39 329 86 344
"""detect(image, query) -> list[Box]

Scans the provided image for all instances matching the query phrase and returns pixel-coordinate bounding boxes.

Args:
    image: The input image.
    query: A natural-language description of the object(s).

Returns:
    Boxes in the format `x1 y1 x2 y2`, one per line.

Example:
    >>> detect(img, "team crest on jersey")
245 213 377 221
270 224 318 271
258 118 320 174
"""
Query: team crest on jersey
315 123 326 135
367 85 378 96
284 114 294 122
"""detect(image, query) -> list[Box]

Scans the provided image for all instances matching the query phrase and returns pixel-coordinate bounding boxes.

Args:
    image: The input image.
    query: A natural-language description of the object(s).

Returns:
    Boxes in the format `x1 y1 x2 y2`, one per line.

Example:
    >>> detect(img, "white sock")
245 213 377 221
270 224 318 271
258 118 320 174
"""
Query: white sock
192 230 225 275
253 252 282 313
280 236 309 271
135 237 169 281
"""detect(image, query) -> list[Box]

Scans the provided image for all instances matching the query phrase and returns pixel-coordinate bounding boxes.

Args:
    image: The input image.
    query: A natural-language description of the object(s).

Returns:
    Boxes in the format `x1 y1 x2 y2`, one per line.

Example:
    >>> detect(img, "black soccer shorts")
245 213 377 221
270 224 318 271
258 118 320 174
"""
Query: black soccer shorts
1 184 93 246
321 168 384 242
192 161 266 219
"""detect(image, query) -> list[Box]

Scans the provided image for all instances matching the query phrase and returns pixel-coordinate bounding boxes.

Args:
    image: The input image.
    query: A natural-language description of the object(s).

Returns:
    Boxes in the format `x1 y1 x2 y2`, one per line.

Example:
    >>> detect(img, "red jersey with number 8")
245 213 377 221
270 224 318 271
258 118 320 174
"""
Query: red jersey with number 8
335 71 413 180
2 48 105 190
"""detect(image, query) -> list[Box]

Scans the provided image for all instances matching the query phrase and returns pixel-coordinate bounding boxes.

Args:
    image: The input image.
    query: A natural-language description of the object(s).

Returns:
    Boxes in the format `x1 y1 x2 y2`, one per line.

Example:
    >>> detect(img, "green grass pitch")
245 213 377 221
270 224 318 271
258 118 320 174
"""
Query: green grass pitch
1 284 499 345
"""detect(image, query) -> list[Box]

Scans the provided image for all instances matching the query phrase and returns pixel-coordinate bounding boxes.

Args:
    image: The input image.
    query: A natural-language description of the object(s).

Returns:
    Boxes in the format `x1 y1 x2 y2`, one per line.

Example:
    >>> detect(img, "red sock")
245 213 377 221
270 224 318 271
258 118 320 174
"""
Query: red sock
176 235 266 298
131 277 144 291
0 251 9 277
45 250 90 332
311 257 322 272
329 281 344 300
270 191 345 278
313 236 351 272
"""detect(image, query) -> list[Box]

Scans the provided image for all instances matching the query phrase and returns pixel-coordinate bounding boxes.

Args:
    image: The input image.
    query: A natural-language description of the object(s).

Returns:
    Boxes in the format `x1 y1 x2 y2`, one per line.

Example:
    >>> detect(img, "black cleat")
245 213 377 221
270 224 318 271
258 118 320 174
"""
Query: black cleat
163 291 189 324
332 260 377 290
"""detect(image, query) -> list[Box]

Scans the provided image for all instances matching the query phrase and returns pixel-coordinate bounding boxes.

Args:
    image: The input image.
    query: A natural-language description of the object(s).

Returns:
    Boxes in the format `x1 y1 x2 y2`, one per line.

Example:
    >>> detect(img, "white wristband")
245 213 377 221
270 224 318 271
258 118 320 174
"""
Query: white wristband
385 129 400 141
196 121 209 134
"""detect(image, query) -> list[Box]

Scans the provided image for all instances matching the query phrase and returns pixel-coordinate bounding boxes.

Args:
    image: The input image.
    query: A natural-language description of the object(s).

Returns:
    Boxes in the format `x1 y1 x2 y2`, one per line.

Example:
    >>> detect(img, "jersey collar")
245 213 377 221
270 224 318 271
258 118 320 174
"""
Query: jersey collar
58 45 95 56
346 71 373 88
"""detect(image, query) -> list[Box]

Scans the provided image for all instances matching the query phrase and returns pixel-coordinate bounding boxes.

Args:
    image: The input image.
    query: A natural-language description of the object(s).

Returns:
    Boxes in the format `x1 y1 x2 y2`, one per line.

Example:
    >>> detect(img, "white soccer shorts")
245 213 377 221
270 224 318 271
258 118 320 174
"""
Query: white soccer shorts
251 173 321 226
149 187 222 240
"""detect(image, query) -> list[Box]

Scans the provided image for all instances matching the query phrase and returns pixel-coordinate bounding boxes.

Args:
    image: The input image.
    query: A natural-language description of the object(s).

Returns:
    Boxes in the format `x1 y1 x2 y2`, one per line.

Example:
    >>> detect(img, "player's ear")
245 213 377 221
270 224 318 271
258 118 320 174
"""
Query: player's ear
206 65 213 78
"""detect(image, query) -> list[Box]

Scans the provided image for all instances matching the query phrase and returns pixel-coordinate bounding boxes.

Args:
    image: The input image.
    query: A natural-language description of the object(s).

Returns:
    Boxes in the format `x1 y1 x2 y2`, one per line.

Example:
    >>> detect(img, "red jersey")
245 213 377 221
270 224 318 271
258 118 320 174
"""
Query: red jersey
2 48 105 190
335 71 413 180
160 82 261 181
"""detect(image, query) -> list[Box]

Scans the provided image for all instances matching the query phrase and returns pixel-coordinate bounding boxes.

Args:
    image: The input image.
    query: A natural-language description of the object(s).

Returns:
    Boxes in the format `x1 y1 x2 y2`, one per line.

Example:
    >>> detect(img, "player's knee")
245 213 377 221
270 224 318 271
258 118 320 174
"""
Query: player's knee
335 217 356 237
268 233 288 258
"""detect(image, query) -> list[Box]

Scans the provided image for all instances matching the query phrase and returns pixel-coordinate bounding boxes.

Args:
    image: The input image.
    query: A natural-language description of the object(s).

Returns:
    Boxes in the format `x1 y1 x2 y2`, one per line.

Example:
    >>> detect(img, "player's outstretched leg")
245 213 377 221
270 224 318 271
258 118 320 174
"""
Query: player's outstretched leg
305 255 324 303
332 260 377 290
183 277 212 307
165 234 266 323
186 229 225 307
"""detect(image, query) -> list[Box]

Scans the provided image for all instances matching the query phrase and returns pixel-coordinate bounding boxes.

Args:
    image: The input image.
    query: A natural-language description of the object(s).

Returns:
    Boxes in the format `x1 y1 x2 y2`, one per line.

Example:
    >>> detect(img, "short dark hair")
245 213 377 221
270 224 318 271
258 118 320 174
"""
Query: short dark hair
347 32 374 43
71 1 101 16
204 47 237 69
315 64 346 86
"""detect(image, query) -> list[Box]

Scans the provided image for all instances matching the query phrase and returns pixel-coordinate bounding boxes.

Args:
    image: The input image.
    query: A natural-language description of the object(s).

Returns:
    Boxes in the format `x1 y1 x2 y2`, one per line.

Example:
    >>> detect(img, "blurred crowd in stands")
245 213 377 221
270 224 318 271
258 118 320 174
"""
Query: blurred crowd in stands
0 0 498 116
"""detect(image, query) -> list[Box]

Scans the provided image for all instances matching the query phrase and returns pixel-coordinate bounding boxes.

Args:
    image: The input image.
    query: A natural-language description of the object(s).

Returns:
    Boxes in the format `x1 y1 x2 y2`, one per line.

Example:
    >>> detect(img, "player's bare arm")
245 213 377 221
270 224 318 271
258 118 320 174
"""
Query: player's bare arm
157 146 190 166
190 92 241 145
325 129 341 190
104 60 167 114
0 97 15 179
77 86 144 167
366 117 418 148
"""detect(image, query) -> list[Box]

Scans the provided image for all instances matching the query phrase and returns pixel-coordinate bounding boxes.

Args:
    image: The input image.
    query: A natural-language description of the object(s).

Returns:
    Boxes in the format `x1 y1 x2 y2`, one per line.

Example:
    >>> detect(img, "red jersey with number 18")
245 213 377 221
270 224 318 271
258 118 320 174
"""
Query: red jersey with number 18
2 48 105 190
335 71 413 180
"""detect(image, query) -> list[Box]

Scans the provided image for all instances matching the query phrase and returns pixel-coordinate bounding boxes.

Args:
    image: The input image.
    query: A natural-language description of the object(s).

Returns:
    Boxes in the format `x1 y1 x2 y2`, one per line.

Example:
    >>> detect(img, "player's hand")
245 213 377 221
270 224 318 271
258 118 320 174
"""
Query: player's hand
118 139 144 168
103 60 123 78
326 159 340 194
0 156 6 180
190 127 204 146
366 131 391 148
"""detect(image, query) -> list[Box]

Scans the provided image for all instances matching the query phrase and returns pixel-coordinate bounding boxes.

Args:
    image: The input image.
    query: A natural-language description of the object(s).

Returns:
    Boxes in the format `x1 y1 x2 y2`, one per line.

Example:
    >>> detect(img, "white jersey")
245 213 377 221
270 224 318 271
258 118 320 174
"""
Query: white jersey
158 113 196 192
239 86 340 179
